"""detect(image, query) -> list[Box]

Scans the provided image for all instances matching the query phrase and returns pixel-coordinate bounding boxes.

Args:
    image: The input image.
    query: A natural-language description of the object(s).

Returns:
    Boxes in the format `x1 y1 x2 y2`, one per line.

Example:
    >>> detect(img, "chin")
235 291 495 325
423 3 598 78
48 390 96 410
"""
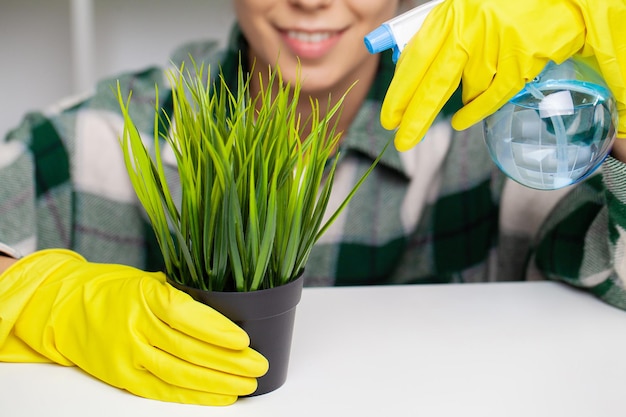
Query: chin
256 54 352 96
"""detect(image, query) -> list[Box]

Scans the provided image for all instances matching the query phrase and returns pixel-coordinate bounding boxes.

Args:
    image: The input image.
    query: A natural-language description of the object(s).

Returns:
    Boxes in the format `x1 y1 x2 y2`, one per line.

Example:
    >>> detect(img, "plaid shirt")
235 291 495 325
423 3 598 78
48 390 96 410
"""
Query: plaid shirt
2 26 626 309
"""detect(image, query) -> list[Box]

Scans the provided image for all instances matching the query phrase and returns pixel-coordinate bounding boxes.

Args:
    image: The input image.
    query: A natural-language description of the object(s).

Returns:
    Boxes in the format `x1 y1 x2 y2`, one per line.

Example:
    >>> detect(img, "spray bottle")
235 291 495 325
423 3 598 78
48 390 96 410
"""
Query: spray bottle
364 0 617 190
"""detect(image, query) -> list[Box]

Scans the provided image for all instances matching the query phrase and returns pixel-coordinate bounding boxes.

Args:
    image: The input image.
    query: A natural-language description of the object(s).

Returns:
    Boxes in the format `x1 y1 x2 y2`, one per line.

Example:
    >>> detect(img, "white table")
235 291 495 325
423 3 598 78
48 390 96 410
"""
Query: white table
2 281 626 416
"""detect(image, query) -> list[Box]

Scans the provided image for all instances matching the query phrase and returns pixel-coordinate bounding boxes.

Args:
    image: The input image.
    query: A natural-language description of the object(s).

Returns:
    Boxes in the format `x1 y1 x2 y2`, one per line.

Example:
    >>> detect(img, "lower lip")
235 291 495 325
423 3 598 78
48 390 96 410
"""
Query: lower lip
280 31 343 60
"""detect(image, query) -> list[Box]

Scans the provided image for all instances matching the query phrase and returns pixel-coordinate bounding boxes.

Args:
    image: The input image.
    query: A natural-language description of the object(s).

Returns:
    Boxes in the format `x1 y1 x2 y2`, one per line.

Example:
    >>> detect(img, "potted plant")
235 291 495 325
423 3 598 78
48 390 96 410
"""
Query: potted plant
115 60 386 395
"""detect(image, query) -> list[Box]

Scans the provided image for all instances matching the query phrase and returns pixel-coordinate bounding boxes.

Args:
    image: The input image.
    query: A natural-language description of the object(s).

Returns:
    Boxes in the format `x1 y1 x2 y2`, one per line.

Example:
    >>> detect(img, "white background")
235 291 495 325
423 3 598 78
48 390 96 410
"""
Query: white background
0 0 236 138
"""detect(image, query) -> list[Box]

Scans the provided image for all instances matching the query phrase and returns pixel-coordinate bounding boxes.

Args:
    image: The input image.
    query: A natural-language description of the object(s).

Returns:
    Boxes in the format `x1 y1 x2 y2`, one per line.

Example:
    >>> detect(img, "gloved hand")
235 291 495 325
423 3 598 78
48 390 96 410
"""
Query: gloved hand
381 0 626 151
0 249 268 405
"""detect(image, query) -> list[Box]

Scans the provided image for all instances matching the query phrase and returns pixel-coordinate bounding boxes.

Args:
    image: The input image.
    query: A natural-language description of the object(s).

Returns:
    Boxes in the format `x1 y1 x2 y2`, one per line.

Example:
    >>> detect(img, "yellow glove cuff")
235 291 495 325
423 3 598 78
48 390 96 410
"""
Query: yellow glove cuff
0 249 84 363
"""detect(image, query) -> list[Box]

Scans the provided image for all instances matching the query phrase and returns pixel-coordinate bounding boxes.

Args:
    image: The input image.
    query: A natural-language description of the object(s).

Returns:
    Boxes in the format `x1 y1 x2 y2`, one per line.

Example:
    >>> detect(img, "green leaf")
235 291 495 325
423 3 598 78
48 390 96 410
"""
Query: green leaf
116 59 384 291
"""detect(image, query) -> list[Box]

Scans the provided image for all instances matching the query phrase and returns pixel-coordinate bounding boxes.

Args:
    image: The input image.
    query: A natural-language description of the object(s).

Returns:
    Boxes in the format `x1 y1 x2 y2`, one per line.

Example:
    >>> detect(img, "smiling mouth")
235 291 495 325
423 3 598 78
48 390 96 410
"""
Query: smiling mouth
286 30 336 43
280 28 344 59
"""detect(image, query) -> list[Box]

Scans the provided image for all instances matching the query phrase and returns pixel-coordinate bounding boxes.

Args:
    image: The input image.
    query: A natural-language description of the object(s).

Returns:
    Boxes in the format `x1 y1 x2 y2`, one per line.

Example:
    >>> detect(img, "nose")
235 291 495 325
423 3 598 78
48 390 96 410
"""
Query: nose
287 0 332 10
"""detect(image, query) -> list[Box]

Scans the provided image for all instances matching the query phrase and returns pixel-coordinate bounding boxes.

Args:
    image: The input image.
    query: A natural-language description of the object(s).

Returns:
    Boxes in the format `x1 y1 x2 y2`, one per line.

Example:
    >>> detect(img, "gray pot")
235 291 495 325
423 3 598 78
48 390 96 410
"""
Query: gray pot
167 276 304 396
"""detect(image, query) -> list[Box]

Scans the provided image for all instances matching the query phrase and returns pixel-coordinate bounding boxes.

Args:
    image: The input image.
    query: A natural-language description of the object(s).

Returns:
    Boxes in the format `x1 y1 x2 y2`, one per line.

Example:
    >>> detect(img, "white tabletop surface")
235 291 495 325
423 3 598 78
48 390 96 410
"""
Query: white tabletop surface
2 281 626 417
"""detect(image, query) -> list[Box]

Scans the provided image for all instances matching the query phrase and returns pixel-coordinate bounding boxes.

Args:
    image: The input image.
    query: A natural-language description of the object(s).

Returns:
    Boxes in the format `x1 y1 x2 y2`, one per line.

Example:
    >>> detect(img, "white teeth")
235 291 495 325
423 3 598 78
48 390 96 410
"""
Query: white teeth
287 30 332 43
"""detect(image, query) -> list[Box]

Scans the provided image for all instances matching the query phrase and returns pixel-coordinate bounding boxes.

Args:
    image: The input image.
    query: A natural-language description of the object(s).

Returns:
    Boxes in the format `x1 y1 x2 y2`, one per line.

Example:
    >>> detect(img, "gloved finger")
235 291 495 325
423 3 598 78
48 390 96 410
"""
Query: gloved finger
393 72 462 151
380 1 453 131
595 55 626 137
586 52 626 137
145 388 239 407
0 333 53 363
144 279 251 351
145 318 269 377
451 56 547 131
138 345 259 397
603 73 626 136
618 109 626 138
144 388 238 407
391 39 466 151
124 370 240 406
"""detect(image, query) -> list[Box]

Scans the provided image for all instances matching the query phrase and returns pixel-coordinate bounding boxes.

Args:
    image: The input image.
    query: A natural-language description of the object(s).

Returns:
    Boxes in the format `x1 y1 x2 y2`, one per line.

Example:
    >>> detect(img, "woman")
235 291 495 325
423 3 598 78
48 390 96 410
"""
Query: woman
1 0 625 406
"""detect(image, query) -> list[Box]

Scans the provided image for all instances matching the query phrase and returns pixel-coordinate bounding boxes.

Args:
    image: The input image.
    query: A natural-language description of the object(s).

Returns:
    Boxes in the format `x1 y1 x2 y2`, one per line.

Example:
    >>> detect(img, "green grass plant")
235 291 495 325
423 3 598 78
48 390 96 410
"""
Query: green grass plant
116 61 387 291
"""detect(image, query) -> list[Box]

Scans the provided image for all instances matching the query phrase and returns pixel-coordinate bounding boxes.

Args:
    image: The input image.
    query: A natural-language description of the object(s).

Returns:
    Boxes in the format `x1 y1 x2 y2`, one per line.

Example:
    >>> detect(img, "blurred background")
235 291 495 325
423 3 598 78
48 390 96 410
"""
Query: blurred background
0 0 236 137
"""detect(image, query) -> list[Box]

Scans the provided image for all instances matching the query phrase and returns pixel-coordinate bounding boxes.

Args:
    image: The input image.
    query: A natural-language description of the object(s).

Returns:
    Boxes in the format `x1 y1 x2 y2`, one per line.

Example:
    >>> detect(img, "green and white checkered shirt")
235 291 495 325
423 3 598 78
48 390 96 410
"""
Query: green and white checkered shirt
2 26 626 309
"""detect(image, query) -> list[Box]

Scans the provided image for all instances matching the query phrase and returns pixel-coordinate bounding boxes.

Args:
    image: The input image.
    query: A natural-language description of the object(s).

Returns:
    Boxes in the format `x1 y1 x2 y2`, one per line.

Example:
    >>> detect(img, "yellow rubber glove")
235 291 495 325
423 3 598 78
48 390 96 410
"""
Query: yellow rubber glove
381 0 626 151
0 249 268 405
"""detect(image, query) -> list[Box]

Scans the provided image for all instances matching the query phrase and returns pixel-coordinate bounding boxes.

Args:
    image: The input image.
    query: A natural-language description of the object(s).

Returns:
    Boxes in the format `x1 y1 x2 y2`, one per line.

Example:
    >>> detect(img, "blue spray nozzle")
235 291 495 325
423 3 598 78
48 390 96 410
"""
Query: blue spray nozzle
364 24 395 54
365 0 444 60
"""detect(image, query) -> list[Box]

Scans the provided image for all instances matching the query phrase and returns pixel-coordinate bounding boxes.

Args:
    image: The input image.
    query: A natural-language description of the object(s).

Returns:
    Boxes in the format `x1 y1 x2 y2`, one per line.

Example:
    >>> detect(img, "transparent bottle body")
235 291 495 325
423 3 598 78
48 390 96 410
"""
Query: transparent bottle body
484 59 617 190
